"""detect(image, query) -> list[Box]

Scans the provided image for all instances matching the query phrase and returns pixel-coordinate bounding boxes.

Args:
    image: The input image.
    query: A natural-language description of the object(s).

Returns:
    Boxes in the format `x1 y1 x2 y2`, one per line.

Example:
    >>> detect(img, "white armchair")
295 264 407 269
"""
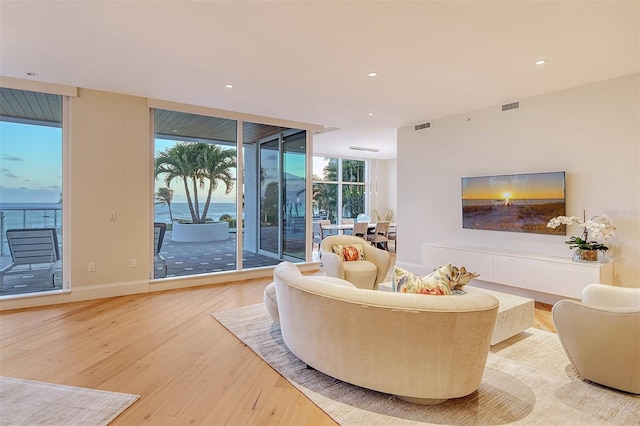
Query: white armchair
320 235 391 290
552 283 640 394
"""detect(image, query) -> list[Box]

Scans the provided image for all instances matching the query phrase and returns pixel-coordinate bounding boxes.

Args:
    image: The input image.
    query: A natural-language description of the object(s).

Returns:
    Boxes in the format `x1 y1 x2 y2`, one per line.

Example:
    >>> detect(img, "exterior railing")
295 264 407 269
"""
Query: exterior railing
0 205 62 256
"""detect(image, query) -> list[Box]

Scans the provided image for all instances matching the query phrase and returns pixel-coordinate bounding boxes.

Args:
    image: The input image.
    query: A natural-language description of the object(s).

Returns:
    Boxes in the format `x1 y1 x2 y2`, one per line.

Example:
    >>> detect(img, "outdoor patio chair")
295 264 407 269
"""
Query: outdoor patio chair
0 228 60 288
154 222 167 278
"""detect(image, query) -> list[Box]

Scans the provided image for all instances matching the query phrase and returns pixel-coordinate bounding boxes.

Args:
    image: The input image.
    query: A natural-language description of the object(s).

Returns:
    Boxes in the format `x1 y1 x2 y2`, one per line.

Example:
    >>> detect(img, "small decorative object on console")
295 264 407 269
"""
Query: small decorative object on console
547 210 615 262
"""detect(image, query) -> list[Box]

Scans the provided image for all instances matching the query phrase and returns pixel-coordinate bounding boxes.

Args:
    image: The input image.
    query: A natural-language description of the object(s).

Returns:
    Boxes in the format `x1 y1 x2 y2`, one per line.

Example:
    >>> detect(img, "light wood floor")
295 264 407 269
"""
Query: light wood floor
0 273 555 425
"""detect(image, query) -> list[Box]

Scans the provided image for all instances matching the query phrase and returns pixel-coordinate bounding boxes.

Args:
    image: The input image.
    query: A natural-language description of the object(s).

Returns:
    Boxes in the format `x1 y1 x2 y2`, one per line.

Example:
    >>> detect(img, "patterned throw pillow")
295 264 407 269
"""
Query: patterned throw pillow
392 264 453 295
331 243 365 261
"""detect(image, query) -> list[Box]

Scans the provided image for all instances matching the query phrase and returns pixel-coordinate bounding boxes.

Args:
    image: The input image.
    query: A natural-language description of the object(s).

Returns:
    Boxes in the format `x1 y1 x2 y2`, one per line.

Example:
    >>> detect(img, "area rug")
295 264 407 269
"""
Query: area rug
0 377 139 426
212 303 640 426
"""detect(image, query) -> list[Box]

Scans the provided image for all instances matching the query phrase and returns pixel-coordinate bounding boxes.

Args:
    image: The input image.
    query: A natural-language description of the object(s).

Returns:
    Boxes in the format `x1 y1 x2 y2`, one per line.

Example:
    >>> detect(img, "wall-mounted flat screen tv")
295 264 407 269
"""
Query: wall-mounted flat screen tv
461 171 565 235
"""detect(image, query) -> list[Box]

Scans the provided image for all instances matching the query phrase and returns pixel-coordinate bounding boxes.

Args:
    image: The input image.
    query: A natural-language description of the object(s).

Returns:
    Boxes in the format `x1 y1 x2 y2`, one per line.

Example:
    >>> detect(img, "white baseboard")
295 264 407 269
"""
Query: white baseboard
0 262 322 311
0 280 149 311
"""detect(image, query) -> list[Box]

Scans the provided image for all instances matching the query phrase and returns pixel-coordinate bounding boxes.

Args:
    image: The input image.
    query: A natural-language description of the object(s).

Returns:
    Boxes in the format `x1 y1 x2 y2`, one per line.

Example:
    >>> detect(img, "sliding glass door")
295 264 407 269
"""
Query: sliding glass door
258 130 306 261
282 132 306 259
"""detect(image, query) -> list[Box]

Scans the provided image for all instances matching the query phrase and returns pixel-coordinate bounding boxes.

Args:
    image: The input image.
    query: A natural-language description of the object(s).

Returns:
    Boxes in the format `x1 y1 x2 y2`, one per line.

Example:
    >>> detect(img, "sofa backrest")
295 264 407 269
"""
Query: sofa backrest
273 261 499 401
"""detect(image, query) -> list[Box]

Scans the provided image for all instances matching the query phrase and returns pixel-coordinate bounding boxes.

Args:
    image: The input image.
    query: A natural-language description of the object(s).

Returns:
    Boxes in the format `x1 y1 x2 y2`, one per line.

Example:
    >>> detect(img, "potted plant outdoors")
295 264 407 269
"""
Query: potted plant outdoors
155 142 236 242
547 211 616 262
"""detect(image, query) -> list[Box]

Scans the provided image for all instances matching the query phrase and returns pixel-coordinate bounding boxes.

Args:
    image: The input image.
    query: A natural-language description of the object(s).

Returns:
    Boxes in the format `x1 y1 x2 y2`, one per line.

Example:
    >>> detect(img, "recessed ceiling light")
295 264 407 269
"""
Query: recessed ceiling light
535 59 547 65
225 84 233 89
368 112 375 116
25 72 38 77
367 72 378 77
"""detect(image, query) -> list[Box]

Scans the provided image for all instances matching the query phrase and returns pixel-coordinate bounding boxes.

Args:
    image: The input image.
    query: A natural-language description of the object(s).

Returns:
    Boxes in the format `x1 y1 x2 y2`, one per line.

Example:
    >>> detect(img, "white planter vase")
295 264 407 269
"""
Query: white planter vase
171 222 229 242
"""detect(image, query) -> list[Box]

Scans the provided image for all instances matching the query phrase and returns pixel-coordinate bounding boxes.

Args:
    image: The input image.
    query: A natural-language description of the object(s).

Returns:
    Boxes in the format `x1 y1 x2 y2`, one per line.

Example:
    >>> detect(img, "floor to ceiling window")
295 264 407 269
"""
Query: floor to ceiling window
0 88 64 296
153 109 308 279
245 124 307 264
312 157 367 223
154 109 238 278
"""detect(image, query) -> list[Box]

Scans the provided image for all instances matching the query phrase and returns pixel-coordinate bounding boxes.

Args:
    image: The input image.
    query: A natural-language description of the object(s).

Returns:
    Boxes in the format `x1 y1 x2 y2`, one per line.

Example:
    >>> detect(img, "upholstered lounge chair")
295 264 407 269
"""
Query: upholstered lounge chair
552 283 640 394
320 235 390 290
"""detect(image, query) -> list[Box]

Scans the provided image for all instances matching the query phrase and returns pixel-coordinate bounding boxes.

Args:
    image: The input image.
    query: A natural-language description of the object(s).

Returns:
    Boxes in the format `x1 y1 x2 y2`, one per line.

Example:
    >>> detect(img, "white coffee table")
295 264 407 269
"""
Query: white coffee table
378 283 535 345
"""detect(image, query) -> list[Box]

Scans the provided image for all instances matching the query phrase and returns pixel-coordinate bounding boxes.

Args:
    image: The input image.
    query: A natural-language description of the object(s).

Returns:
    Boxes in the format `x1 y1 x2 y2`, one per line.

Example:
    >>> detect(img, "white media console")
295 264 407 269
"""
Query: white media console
423 243 613 300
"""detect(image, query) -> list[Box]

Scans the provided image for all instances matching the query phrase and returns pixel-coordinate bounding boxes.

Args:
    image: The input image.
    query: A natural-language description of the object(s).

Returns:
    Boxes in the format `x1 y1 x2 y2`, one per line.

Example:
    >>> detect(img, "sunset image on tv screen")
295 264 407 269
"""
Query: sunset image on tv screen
461 172 565 235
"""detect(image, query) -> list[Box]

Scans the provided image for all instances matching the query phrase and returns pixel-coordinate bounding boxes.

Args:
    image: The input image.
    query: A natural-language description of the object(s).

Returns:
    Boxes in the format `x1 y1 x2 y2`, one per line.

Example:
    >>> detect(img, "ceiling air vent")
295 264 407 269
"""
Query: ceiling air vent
414 122 431 131
501 101 520 112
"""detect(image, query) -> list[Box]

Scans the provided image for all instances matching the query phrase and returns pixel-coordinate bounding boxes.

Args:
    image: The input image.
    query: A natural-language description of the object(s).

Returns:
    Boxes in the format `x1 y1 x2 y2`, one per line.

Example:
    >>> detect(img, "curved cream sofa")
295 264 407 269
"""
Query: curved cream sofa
273 261 499 404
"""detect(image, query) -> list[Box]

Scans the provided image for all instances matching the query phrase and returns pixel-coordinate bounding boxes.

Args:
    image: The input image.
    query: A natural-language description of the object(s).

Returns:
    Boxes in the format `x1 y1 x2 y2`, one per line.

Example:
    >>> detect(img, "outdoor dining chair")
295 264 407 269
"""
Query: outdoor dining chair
367 221 390 250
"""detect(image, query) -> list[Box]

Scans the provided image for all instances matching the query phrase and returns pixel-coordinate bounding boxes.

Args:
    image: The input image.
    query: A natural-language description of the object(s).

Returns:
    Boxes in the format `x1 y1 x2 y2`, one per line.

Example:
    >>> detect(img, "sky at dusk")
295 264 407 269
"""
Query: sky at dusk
0 121 62 203
462 172 565 200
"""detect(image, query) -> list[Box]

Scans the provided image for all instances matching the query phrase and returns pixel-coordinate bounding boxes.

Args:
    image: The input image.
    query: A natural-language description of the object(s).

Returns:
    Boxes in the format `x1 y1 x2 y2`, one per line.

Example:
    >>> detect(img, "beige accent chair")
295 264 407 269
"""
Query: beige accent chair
273 261 499 404
552 284 640 394
321 235 390 290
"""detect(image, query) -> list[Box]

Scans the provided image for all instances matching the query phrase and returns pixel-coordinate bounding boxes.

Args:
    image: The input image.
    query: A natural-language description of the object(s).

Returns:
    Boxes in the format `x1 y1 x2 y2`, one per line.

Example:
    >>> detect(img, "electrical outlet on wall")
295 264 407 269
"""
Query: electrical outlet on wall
131 258 137 268
88 262 96 272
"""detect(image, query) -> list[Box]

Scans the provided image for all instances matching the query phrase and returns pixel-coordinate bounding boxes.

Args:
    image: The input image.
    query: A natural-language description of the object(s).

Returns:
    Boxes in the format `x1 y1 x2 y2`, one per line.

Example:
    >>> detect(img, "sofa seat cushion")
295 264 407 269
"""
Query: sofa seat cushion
343 260 378 289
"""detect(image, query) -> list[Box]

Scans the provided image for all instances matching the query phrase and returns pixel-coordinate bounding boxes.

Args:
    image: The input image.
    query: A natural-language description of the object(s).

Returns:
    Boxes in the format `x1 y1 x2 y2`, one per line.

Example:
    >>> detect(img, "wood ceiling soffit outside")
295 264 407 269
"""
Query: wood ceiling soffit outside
155 110 291 144
0 88 61 125
0 90 296 144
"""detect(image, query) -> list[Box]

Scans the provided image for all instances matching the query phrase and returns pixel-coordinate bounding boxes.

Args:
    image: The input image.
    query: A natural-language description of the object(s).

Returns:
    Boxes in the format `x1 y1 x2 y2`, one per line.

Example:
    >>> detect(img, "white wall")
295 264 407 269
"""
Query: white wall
397 74 639 287
369 158 398 222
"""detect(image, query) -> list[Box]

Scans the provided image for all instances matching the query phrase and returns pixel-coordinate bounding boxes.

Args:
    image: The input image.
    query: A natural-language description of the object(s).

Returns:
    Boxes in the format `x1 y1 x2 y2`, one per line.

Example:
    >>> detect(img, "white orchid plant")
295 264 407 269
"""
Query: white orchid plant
547 212 616 253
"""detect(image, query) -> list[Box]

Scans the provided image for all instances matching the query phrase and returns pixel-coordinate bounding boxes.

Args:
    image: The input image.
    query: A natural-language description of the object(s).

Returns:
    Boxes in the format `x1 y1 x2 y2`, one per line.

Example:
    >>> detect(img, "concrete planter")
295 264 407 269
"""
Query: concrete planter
171 222 229 242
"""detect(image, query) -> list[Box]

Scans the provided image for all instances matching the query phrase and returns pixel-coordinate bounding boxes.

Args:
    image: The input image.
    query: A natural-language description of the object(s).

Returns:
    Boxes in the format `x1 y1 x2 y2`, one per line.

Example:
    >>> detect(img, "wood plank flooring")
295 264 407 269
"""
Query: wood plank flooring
0 273 555 425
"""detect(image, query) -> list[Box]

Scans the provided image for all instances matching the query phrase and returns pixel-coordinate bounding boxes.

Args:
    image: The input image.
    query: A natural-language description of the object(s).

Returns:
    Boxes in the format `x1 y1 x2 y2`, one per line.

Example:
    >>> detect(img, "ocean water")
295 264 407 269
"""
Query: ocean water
154 202 237 223
0 202 237 231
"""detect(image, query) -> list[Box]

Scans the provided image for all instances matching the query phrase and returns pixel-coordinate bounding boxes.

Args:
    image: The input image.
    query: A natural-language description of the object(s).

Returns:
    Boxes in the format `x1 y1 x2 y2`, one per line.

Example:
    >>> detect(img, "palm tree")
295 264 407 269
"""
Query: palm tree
312 182 337 223
198 144 236 220
155 187 174 222
155 142 236 224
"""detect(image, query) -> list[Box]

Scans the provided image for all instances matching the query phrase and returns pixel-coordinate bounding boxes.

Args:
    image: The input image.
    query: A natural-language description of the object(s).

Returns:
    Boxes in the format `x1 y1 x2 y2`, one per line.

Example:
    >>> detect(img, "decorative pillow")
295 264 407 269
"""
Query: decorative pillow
331 243 365 261
450 265 480 291
392 264 452 295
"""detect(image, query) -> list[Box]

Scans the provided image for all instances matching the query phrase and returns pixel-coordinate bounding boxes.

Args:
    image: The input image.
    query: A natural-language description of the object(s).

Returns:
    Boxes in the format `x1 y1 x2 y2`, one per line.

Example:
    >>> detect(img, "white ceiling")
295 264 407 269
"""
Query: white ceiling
1 1 638 160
